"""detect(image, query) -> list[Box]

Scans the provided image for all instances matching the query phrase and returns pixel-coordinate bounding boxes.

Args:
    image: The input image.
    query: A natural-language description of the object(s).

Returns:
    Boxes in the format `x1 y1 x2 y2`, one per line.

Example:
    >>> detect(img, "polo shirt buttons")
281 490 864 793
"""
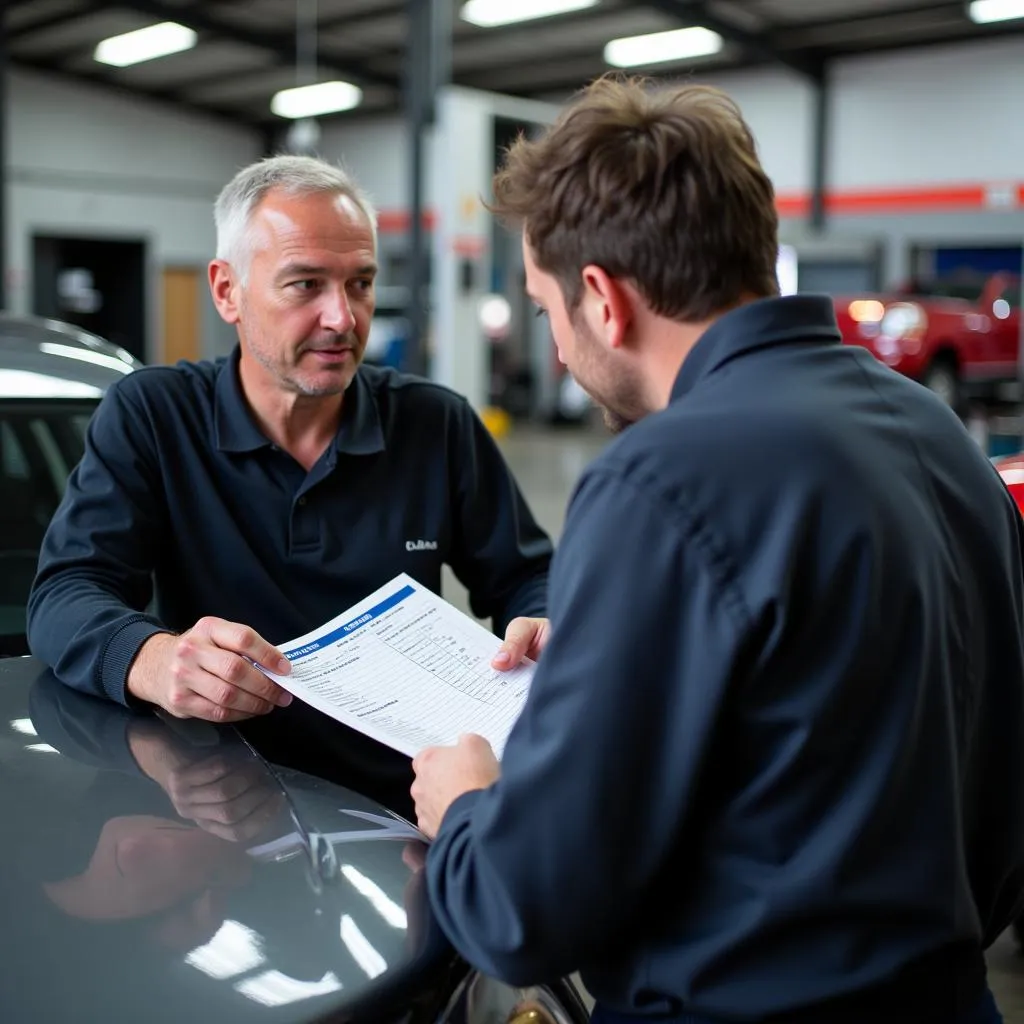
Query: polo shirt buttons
298 496 307 506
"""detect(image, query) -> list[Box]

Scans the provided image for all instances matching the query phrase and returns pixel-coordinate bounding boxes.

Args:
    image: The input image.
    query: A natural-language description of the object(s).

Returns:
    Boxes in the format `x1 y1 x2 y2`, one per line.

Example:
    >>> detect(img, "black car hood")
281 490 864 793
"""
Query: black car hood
0 657 457 1023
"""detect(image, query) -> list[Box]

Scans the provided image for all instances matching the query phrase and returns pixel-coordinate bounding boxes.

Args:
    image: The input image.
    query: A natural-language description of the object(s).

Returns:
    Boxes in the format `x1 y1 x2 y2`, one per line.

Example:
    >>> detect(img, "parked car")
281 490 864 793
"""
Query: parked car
0 313 590 1023
0 312 142 656
0 657 588 1023
833 273 1021 409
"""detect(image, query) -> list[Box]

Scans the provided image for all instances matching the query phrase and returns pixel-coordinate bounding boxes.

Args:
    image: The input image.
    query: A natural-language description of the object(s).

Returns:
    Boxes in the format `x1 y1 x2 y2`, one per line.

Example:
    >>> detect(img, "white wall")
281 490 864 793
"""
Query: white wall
830 37 1024 191
693 66 815 195
318 114 417 213
317 91 561 213
6 70 259 360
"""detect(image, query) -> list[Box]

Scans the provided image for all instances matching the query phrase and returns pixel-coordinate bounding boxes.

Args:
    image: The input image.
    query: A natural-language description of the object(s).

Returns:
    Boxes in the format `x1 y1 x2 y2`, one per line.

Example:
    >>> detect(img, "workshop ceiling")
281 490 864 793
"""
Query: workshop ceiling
6 0 1023 131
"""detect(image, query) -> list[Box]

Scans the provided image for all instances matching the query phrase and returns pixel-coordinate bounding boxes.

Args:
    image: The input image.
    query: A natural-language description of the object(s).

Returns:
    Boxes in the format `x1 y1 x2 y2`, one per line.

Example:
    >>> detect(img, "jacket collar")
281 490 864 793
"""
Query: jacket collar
671 295 841 403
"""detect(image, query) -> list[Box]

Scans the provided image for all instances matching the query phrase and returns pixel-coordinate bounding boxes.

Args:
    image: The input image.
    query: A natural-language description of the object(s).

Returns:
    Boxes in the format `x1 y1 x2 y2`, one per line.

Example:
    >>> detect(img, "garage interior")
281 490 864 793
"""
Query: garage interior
3 0 1024 1019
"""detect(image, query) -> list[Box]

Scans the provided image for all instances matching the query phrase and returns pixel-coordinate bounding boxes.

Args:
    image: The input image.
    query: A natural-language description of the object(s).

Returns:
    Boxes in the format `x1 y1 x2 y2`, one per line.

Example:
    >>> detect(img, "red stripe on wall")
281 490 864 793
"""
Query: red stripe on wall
378 182 1023 230
828 185 989 214
775 194 811 217
775 183 1021 216
377 209 436 233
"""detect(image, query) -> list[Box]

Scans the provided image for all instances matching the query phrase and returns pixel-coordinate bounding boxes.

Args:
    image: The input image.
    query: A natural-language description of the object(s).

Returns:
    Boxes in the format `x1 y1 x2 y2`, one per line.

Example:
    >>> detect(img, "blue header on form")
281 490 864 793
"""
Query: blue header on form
284 584 415 661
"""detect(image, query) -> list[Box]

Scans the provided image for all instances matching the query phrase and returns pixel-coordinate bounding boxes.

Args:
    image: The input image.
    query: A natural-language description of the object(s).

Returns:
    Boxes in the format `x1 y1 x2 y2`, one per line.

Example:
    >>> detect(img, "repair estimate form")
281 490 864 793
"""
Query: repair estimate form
261 574 534 757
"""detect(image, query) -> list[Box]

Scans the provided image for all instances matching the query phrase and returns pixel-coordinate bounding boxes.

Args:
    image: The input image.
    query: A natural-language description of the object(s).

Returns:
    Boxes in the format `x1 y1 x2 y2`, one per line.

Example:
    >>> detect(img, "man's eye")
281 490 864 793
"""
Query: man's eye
354 279 374 293
534 307 548 319
290 280 317 292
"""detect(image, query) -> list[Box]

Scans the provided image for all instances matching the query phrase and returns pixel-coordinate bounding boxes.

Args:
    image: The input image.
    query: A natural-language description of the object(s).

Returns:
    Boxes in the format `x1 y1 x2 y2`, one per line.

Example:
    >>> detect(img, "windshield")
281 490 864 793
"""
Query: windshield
0 399 97 655
901 276 1022 304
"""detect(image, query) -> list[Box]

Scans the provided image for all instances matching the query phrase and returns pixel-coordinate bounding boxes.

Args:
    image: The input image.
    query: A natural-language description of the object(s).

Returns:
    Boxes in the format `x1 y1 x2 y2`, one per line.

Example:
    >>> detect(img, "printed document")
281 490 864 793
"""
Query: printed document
261 574 534 758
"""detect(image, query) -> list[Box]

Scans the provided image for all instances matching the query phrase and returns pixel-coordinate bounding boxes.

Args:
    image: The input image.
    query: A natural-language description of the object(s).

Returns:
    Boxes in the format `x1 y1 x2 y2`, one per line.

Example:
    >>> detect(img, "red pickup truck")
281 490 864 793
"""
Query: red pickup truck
833 273 1021 409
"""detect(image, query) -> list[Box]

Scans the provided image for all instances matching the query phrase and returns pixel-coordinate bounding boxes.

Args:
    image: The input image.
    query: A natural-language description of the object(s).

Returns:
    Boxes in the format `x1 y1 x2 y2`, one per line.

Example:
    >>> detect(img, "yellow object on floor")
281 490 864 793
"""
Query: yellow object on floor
481 406 511 438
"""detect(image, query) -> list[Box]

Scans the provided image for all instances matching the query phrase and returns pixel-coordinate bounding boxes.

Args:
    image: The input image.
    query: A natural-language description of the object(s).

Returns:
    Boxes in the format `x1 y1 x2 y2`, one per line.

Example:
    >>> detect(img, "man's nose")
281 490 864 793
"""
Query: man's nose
320 287 356 334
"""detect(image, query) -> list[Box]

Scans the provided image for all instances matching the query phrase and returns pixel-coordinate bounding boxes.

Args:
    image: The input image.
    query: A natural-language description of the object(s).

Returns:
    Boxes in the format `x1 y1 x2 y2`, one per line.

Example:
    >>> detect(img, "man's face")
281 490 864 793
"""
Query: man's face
216 189 377 397
522 238 645 434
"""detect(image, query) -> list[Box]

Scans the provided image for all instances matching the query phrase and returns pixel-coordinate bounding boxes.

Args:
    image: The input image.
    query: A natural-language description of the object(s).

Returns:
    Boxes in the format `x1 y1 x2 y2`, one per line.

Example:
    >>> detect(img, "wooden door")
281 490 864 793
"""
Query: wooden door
161 267 202 364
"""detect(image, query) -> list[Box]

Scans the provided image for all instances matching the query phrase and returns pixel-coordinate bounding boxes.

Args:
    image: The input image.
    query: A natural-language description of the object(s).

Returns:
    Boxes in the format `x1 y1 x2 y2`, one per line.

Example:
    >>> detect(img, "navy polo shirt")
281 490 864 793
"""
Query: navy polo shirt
28 349 552 711
426 296 1024 1020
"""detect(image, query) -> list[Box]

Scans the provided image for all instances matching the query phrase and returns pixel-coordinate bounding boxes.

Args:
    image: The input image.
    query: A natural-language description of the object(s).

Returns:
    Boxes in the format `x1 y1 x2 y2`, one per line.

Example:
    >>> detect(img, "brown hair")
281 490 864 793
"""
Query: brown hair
490 74 780 322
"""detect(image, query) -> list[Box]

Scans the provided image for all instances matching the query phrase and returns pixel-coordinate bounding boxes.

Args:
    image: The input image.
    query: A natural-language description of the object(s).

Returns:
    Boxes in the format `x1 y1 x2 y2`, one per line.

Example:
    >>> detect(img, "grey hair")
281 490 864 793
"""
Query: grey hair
214 154 378 279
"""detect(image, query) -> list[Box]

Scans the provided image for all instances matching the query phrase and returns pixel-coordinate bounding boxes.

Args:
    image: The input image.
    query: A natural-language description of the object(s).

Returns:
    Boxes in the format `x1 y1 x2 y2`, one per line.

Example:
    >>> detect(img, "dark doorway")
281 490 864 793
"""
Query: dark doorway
32 235 147 364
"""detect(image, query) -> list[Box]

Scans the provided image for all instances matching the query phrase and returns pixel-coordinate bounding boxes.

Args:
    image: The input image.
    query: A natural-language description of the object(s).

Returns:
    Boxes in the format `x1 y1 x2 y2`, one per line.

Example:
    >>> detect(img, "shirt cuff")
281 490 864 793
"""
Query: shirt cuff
100 617 172 707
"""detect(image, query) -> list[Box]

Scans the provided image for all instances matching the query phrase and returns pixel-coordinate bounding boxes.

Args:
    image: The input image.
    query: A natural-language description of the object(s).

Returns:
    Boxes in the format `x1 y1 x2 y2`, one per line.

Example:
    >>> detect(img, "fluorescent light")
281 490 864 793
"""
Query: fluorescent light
968 0 1024 23
604 26 723 67
94 22 197 67
271 81 363 119
461 0 598 28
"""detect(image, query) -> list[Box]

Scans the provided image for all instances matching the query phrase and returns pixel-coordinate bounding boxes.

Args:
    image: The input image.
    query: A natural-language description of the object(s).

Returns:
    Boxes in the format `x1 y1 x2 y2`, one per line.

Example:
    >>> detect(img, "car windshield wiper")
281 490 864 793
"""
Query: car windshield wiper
237 733 340 894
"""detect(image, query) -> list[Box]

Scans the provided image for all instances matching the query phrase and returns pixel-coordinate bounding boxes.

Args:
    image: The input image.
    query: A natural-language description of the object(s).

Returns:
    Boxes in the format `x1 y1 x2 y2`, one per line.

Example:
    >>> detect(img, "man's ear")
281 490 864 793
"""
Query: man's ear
208 260 240 325
580 264 634 350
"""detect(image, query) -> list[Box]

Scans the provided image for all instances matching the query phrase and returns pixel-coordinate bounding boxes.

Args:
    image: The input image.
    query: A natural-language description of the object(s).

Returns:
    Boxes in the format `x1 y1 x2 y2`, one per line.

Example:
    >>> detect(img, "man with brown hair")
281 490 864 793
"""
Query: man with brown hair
411 76 1024 1023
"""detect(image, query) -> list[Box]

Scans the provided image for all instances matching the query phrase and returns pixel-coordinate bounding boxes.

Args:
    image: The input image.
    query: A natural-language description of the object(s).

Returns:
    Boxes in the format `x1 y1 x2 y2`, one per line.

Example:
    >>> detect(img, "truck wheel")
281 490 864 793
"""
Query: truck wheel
921 358 961 411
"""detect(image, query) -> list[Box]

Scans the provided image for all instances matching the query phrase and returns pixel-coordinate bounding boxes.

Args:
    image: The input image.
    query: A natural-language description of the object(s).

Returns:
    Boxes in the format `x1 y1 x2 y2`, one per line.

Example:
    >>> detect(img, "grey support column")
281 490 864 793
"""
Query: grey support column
404 0 451 377
809 62 830 235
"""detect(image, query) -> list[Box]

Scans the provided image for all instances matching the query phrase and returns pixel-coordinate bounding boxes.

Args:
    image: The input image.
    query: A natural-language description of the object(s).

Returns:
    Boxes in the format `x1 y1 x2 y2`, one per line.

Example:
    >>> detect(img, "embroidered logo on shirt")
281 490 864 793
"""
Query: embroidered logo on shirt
406 540 439 552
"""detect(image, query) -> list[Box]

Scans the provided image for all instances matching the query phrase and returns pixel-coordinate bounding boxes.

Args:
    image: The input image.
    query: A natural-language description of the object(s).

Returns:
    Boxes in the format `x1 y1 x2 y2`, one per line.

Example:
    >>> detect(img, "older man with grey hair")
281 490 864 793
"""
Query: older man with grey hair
27 154 552 817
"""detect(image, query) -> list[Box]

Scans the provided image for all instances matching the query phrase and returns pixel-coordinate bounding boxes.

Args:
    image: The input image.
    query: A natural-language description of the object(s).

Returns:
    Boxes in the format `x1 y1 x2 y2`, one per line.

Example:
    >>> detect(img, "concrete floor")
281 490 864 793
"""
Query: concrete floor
445 419 1024 1019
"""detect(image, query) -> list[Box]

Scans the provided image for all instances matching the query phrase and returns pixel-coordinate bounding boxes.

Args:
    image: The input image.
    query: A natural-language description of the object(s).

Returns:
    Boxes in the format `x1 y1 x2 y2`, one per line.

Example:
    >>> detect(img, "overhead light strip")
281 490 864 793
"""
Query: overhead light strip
604 26 723 68
461 0 599 28
94 21 197 68
270 81 363 118
968 0 1024 23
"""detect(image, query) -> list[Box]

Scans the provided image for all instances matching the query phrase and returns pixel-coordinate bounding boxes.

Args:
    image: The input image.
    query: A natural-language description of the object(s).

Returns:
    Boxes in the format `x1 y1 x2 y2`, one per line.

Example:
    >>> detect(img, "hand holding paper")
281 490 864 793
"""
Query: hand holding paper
260 575 534 759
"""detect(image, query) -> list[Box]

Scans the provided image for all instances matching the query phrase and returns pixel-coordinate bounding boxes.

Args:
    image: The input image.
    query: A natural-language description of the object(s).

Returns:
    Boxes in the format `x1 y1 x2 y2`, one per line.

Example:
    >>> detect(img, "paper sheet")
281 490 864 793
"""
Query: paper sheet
261 574 533 758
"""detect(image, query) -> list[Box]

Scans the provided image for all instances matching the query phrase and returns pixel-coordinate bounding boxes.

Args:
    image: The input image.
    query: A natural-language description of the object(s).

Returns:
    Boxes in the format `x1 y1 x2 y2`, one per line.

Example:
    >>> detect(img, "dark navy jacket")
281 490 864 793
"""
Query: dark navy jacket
426 296 1024 1021
27 351 551 812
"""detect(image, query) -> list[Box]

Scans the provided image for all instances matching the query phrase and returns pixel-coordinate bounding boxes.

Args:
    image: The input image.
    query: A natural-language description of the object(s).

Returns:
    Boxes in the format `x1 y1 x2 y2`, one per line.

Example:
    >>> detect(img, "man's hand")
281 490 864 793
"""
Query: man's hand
491 616 550 670
127 617 293 723
411 734 500 839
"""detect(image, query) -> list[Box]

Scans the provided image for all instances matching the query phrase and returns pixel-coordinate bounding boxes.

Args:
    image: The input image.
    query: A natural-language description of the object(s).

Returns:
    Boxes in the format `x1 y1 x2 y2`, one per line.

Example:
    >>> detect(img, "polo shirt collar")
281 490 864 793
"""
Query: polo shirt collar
214 347 385 456
671 295 841 403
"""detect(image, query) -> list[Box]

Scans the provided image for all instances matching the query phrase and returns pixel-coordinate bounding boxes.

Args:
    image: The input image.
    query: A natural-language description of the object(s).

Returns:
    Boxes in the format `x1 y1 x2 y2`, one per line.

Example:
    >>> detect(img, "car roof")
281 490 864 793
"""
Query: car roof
0 312 141 398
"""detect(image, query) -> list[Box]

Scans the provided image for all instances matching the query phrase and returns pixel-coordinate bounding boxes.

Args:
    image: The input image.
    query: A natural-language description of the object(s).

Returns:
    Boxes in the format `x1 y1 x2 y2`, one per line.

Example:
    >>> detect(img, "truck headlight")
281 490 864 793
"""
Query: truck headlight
879 302 927 351
441 972 588 1024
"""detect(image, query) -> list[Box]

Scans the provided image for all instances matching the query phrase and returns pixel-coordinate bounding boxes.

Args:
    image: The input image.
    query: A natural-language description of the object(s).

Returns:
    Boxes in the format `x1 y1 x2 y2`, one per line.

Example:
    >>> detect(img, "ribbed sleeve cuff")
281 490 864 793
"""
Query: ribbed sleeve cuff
99 616 171 706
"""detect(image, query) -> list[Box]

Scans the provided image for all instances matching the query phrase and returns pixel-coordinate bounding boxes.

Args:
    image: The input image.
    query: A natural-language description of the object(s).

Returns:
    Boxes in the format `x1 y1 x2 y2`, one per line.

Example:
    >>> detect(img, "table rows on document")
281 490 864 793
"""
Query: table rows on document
378 624 513 702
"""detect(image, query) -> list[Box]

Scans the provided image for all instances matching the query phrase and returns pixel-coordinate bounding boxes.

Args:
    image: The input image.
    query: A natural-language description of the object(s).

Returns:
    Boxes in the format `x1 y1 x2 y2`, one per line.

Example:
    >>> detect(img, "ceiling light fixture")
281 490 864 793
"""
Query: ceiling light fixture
94 22 197 67
604 26 723 67
270 80 363 119
461 0 599 29
967 0 1024 23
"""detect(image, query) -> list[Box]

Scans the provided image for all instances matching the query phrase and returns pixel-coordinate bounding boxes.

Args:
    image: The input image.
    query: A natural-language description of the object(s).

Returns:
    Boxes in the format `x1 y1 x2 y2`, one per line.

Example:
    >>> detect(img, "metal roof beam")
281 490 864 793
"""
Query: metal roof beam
644 0 823 81
102 0 398 89
9 53 266 129
6 1 107 43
